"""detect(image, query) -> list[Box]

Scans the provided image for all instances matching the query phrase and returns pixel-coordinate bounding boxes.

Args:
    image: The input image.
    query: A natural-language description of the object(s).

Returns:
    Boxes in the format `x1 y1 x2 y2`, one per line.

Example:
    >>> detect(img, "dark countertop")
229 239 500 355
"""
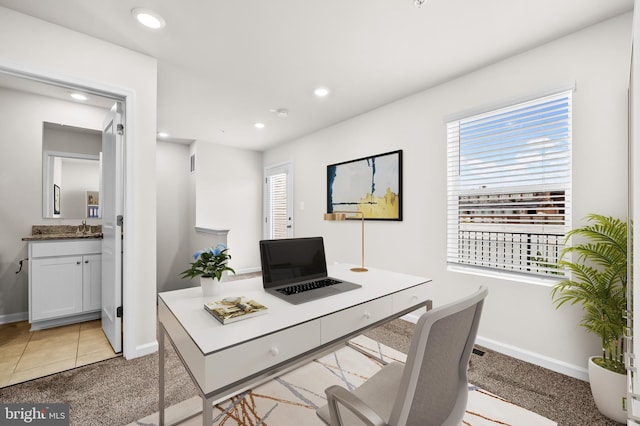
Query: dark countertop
22 233 103 241
22 224 103 241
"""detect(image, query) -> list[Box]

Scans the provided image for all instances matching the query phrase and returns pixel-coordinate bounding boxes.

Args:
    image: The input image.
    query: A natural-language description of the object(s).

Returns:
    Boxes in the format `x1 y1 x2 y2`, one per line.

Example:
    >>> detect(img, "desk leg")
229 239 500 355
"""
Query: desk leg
159 324 166 426
203 396 213 426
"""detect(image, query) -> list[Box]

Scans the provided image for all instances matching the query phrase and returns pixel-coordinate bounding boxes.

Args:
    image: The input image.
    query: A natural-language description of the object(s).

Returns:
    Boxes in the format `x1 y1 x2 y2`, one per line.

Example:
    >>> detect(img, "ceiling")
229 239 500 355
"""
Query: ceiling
0 0 634 151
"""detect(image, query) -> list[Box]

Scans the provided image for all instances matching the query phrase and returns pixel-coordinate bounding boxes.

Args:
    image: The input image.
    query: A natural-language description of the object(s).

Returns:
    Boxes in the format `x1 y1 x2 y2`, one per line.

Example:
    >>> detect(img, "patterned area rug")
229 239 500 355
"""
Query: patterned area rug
132 335 555 425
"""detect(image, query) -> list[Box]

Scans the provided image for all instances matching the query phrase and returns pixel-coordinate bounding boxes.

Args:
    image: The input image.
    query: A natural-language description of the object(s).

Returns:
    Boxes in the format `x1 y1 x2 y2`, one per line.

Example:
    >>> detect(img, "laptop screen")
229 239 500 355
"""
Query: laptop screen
260 237 328 288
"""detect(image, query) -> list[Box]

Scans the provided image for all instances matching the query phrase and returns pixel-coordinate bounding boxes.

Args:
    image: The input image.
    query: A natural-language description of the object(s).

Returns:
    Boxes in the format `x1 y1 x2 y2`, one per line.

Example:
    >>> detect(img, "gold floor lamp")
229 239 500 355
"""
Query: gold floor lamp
323 210 368 272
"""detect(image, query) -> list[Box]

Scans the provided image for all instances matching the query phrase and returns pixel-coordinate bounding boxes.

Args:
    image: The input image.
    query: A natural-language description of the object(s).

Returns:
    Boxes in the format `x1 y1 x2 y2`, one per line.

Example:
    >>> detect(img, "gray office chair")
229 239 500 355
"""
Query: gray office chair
316 285 488 426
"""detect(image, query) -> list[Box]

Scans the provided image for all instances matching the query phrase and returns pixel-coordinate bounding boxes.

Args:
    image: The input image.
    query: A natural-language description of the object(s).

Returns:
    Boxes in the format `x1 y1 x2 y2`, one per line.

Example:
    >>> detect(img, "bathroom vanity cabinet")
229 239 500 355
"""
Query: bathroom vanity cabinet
28 239 102 330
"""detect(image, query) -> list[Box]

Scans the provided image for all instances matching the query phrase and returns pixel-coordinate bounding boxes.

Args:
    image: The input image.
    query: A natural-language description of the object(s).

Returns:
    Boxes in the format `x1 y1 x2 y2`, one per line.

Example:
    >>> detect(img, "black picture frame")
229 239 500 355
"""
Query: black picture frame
327 150 403 221
53 184 61 215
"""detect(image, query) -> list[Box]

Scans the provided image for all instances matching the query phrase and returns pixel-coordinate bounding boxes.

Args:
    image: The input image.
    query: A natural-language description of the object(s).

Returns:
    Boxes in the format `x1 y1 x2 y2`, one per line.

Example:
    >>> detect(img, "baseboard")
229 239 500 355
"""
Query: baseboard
475 336 589 382
0 311 28 325
396 313 589 382
128 340 158 359
30 311 100 331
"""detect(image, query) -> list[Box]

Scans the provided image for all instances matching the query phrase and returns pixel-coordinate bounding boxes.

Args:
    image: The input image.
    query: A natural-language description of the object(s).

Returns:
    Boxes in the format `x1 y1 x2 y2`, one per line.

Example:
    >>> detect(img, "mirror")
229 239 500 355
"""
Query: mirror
42 122 102 219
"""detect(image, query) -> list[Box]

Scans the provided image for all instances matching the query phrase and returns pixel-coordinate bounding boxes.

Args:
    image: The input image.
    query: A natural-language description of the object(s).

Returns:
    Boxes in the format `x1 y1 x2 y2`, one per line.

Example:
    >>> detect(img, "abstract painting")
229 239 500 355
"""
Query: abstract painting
327 150 402 220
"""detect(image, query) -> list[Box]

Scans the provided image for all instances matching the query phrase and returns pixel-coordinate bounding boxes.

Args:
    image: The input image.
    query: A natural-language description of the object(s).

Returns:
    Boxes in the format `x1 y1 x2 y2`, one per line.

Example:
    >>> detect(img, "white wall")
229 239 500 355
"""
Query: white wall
264 13 633 379
156 140 261 292
60 159 100 218
0 6 158 359
43 124 102 155
154 139 263 292
156 141 192 292
194 141 263 274
631 1 640 419
0 87 106 321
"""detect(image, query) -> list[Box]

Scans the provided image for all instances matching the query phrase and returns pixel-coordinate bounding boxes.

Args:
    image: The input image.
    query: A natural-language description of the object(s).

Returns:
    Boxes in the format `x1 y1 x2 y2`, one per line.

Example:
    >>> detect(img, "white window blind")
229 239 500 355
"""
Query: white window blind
447 90 572 277
268 172 288 239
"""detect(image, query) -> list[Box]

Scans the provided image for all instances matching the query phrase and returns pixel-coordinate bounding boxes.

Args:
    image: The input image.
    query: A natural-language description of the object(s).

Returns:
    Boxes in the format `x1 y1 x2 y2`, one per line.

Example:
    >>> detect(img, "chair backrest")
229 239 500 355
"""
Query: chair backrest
389 286 488 426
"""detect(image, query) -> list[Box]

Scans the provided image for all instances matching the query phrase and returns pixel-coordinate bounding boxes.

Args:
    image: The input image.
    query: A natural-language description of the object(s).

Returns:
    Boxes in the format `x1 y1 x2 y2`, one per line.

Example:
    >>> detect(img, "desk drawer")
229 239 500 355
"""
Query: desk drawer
393 283 430 312
204 319 320 392
321 298 392 343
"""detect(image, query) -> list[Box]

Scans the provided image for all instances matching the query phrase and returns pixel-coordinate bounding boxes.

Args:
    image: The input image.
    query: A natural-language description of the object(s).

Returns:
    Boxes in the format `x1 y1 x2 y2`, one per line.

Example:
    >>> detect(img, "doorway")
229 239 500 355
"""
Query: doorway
0 70 125 368
264 162 294 239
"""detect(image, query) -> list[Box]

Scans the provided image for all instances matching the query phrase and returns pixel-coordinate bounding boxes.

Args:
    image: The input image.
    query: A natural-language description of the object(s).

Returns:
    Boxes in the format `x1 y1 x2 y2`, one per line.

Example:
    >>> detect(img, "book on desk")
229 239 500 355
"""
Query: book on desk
204 297 268 324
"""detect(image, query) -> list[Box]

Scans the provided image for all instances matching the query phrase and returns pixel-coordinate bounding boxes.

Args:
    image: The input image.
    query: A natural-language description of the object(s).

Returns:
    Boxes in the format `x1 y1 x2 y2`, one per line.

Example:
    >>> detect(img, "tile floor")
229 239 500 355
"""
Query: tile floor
0 319 118 388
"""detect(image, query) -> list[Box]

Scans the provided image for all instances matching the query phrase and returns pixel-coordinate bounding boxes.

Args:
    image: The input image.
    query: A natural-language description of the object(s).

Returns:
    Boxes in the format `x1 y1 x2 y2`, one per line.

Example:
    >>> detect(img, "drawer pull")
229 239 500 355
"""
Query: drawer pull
363 311 371 320
269 347 279 357
76 261 81 265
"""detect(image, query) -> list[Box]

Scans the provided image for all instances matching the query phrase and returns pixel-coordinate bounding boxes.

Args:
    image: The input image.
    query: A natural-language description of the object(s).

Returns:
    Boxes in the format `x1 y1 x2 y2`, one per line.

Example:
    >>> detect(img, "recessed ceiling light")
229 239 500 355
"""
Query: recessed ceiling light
314 87 330 97
254 122 265 129
157 132 169 138
70 93 88 101
132 8 166 30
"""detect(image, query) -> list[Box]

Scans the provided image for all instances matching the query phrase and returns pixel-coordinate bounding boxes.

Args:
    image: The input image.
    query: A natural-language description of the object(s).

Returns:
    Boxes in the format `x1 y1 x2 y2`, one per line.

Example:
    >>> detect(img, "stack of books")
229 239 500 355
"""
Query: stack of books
204 296 268 324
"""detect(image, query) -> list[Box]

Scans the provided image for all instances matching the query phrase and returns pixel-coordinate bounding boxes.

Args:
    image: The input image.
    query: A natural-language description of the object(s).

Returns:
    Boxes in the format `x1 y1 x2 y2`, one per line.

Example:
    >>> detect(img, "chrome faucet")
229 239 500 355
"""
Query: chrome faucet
80 220 89 235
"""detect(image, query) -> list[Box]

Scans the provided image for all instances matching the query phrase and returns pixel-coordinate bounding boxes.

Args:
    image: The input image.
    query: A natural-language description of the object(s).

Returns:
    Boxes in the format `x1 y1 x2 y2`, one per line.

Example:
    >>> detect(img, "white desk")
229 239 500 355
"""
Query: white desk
157 264 432 425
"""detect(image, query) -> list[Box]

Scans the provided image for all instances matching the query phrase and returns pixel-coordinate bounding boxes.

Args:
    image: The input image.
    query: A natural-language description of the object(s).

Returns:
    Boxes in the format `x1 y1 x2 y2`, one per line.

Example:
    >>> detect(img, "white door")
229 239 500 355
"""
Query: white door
264 163 293 239
101 102 124 353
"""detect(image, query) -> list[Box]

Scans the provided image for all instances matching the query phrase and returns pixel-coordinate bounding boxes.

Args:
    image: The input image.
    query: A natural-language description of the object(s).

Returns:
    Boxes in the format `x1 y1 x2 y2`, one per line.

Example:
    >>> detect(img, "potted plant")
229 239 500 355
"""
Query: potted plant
181 243 235 297
551 214 628 423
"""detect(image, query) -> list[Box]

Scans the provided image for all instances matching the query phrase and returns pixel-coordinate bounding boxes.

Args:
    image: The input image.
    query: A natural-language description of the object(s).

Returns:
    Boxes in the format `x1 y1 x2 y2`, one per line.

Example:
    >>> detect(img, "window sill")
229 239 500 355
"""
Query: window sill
447 264 562 287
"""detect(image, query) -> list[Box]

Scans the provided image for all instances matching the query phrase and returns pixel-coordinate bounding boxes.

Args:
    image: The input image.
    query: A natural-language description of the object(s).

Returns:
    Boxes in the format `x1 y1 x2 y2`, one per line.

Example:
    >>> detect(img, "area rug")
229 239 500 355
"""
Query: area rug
131 335 555 426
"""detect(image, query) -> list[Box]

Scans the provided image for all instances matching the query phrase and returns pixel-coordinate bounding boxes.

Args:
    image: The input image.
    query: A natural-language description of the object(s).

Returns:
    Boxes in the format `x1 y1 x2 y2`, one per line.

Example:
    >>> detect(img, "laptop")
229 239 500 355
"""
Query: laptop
259 237 362 305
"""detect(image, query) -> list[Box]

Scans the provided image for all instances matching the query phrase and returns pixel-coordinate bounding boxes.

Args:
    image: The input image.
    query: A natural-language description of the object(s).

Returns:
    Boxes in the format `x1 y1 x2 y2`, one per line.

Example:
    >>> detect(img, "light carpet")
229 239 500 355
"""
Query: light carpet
131 335 555 426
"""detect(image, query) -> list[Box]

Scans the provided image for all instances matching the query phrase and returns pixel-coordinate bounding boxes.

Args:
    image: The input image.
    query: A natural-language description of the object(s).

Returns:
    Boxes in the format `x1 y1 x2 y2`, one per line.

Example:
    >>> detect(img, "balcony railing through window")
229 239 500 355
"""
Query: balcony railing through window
453 230 564 277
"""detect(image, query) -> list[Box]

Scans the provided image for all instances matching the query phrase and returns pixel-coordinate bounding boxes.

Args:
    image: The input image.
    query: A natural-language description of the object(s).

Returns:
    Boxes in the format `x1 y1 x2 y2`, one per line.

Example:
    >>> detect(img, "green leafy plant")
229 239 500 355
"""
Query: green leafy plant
551 214 628 374
180 243 235 281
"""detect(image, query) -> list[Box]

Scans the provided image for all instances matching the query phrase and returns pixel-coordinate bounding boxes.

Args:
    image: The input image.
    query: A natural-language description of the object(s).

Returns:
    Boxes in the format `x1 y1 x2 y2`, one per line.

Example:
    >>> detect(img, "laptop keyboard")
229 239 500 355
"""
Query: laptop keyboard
276 278 341 295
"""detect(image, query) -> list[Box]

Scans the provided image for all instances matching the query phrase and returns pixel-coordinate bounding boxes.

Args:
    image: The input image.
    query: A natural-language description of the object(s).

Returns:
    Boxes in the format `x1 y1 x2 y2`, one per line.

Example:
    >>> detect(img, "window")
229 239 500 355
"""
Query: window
446 90 572 278
268 172 289 239
264 162 293 239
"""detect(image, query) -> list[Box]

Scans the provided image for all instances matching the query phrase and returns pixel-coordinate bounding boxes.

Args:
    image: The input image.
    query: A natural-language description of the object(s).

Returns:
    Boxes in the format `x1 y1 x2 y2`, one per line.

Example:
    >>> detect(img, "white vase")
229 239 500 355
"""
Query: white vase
200 276 220 298
588 356 627 423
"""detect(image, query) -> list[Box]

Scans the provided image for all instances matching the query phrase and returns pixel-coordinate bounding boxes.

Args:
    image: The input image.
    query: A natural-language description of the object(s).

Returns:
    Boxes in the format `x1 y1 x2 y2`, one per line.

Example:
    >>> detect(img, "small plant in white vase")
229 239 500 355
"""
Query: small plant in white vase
181 243 236 297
